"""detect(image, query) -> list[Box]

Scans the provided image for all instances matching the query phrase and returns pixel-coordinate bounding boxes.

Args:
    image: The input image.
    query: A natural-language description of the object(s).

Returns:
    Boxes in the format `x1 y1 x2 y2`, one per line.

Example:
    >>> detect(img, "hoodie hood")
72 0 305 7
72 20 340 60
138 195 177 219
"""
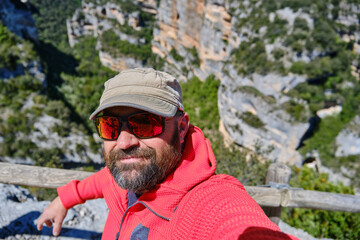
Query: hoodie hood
162 124 217 191
134 125 217 219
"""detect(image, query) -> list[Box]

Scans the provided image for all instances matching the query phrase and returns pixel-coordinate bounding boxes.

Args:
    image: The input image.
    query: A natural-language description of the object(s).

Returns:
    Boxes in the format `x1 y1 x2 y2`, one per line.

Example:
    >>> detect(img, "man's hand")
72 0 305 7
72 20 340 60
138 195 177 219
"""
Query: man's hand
37 196 68 236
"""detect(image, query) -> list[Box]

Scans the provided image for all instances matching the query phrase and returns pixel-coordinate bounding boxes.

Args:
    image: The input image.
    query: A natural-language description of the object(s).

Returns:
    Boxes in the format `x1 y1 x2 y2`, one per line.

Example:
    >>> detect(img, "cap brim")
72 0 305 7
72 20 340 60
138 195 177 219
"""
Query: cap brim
89 94 178 120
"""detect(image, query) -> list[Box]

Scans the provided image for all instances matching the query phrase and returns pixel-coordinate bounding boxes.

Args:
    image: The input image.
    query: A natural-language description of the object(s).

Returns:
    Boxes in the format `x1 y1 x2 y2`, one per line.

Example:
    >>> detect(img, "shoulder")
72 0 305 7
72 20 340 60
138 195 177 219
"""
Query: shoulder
170 174 279 239
178 174 256 212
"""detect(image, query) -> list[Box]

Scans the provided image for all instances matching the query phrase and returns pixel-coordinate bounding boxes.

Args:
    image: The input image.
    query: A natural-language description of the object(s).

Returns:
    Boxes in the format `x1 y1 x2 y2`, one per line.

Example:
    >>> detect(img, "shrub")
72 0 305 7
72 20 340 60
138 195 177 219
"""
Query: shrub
282 100 308 122
215 136 271 186
181 75 220 131
293 17 309 31
272 48 285 60
237 111 265 129
187 47 200 67
169 48 184 62
235 86 276 104
44 100 71 121
282 166 360 239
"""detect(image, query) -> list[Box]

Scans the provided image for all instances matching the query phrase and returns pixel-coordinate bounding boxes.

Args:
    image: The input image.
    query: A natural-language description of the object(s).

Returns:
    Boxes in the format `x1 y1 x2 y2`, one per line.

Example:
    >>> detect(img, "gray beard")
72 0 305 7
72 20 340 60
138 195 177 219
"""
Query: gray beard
104 134 181 194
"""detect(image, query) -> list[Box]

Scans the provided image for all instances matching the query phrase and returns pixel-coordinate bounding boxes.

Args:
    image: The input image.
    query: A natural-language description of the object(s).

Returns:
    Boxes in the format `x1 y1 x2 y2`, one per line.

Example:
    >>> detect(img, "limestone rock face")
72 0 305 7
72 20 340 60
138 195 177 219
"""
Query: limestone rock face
31 115 103 164
335 115 360 157
218 70 309 165
67 1 148 71
153 0 231 79
67 1 144 46
2 114 103 165
99 51 143 72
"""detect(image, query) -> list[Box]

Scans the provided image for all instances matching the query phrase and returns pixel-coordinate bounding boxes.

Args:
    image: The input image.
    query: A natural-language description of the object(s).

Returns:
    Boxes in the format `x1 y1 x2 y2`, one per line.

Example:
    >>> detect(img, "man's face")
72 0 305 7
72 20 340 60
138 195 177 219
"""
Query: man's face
102 106 187 194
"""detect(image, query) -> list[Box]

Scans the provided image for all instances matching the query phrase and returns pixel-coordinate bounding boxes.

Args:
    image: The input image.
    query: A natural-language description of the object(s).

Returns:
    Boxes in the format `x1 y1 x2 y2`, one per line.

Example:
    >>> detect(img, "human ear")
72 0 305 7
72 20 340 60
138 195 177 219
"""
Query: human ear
178 112 189 144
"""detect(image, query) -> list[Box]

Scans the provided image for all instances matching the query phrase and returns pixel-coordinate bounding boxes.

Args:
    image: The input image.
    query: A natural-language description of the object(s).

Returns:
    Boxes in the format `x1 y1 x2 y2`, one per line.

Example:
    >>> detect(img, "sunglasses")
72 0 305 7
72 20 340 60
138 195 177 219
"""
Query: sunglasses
93 112 165 140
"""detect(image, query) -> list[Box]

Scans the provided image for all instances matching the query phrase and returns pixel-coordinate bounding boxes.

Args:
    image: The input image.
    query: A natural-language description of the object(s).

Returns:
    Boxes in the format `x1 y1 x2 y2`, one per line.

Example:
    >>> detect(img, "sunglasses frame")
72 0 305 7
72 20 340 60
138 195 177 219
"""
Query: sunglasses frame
93 112 165 141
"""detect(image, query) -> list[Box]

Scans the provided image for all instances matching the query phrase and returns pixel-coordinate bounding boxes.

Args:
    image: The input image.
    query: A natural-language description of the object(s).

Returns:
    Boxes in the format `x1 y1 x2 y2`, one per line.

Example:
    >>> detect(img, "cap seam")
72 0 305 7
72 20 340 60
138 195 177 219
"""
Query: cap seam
103 93 181 106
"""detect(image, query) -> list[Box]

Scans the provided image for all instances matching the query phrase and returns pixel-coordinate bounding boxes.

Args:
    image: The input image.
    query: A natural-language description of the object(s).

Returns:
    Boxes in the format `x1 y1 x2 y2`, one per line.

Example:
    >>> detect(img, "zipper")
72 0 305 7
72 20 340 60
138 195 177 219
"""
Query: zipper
115 201 171 239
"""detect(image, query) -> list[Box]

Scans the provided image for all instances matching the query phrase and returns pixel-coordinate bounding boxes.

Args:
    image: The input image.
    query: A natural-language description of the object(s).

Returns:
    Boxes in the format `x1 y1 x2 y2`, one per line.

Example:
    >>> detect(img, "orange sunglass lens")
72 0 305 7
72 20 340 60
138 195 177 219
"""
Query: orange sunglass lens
96 116 119 140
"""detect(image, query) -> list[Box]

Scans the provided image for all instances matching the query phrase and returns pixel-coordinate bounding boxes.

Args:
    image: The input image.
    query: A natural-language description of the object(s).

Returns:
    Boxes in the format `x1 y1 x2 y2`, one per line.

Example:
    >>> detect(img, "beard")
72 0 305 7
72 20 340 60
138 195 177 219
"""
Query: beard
103 128 182 194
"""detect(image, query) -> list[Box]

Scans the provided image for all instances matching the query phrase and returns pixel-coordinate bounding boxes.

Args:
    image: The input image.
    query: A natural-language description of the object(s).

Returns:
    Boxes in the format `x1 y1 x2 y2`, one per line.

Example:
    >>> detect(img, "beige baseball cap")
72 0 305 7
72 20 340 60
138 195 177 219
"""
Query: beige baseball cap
89 68 184 120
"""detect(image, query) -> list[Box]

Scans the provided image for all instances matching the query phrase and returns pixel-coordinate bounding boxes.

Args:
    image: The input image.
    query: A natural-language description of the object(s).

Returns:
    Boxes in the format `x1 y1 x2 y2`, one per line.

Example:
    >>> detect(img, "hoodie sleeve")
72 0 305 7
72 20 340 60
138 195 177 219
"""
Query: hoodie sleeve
57 167 111 209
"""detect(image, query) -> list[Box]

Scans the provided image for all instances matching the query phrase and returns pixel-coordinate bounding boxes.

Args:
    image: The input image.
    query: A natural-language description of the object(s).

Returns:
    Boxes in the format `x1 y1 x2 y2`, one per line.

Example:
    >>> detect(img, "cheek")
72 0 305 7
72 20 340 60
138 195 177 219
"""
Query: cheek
103 142 116 155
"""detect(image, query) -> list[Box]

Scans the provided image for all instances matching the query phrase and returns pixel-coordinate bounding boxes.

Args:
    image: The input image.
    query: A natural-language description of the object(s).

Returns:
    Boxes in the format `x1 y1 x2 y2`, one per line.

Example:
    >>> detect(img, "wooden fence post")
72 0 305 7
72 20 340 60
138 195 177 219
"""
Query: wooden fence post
262 162 291 225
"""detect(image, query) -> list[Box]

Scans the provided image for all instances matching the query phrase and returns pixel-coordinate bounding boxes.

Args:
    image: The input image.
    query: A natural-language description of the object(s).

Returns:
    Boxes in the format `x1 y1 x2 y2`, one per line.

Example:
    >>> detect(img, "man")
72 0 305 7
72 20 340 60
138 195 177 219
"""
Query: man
37 68 298 239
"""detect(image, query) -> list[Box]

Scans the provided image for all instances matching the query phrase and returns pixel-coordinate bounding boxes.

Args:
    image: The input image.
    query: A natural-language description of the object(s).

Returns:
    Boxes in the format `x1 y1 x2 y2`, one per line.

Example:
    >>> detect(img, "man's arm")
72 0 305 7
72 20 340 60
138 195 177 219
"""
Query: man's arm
36 196 67 236
36 168 111 236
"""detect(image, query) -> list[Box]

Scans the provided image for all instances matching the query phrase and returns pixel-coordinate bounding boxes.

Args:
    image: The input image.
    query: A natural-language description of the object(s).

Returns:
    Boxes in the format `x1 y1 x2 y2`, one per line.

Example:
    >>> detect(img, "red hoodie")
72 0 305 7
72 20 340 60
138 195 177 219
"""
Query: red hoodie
58 125 299 240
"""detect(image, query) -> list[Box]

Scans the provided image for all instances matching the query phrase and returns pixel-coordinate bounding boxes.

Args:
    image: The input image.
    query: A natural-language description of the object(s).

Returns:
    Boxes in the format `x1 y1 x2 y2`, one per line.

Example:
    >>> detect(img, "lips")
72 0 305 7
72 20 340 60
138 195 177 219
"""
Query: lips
119 156 145 163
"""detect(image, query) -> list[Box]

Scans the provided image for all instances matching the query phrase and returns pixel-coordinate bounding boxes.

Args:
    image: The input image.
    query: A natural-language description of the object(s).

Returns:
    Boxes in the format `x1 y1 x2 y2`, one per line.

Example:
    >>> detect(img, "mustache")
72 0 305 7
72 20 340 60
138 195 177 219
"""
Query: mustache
109 147 156 161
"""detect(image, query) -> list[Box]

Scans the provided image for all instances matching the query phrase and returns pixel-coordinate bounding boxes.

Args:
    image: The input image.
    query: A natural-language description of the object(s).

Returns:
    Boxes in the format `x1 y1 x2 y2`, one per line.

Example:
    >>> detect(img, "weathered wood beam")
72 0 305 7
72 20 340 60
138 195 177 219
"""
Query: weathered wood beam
285 188 360 212
245 186 360 213
0 162 92 189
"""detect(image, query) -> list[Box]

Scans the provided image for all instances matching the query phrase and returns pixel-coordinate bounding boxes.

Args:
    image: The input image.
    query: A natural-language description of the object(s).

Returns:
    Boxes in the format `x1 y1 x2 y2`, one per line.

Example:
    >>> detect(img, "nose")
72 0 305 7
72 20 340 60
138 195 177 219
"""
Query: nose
115 124 140 150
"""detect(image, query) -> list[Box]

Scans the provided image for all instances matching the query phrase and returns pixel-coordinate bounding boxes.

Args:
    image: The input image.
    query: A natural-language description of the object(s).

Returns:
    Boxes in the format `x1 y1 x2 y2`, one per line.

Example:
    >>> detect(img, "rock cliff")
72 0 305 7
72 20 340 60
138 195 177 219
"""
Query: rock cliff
153 0 232 80
218 71 309 164
65 0 311 164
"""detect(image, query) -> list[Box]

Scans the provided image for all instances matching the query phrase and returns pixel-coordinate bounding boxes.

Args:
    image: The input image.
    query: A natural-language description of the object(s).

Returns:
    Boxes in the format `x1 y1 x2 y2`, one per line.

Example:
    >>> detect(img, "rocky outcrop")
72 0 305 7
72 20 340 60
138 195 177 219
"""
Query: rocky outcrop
0 112 103 165
29 114 103 164
153 0 232 80
316 105 342 119
99 51 143 72
67 1 149 72
0 183 107 239
67 1 145 47
335 115 360 157
218 70 309 165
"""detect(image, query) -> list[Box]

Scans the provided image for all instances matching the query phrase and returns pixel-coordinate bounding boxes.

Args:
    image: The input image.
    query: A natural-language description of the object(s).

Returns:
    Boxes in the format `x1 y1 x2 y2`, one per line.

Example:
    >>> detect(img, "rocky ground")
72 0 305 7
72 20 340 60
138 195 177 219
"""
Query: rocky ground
0 184 107 240
0 183 331 240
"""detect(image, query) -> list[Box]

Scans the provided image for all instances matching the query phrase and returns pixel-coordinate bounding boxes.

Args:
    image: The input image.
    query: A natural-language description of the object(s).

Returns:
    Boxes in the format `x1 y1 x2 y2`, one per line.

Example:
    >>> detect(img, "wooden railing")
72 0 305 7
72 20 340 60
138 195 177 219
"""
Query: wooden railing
1 162 360 224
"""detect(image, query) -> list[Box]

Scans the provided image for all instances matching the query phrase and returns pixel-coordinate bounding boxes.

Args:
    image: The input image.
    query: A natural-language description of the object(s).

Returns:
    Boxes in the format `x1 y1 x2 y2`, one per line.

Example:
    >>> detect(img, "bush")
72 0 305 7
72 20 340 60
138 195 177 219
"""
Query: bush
232 39 283 76
187 47 200 67
282 100 308 122
215 137 271 186
0 24 36 70
31 0 81 46
44 100 71 121
235 85 276 104
272 48 285 60
181 75 220 131
293 17 309 31
282 166 360 239
237 111 265 129
100 29 151 60
170 48 184 62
